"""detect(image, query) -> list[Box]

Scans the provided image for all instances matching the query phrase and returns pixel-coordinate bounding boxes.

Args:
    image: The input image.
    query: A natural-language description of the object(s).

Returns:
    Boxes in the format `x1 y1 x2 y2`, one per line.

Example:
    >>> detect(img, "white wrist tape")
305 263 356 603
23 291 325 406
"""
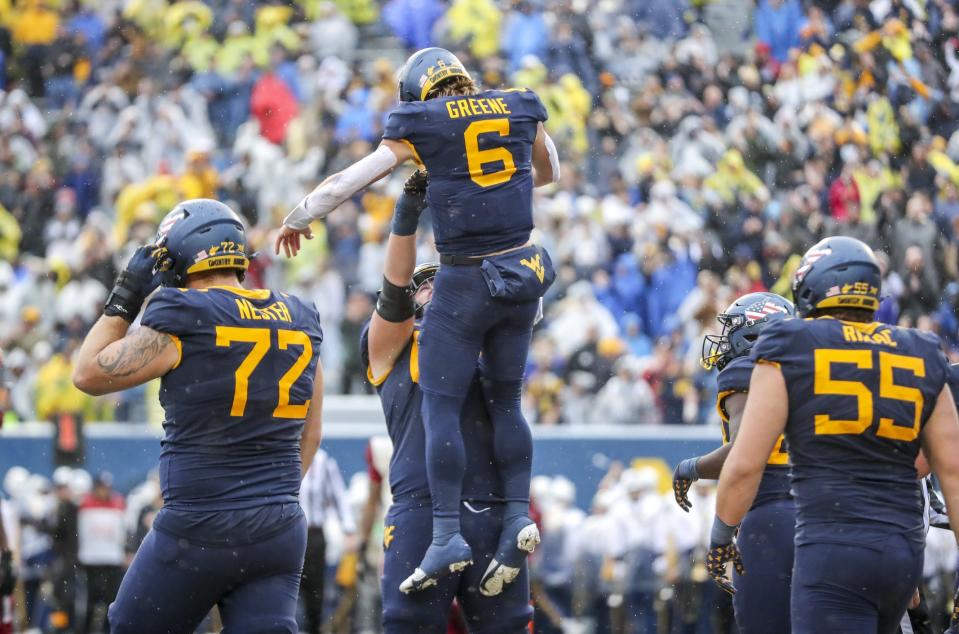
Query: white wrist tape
543 131 560 183
284 145 399 229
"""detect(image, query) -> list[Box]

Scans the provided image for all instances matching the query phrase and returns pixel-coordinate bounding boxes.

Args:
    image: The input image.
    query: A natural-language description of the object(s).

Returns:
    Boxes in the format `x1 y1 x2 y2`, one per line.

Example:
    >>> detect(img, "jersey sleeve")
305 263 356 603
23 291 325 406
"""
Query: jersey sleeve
749 317 798 367
517 88 548 122
141 288 192 336
382 102 426 143
716 356 753 426
949 364 959 410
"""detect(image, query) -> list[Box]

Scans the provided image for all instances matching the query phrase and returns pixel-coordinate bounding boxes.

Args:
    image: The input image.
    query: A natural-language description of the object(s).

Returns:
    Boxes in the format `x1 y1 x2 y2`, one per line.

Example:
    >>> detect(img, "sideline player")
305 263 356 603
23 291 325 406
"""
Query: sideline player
362 171 533 629
711 236 959 634
673 292 795 632
275 47 560 592
72 200 324 633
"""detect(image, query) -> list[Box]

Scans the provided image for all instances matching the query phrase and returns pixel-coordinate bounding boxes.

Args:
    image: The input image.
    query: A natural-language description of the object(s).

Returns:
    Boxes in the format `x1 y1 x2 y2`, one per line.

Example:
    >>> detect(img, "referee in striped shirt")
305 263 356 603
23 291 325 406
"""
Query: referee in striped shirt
299 448 358 634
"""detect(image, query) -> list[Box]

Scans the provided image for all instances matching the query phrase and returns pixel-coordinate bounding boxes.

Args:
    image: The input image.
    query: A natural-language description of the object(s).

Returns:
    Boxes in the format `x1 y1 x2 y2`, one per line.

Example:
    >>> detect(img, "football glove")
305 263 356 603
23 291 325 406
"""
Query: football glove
0 549 15 596
103 245 163 321
707 517 743 595
672 457 699 512
391 170 429 236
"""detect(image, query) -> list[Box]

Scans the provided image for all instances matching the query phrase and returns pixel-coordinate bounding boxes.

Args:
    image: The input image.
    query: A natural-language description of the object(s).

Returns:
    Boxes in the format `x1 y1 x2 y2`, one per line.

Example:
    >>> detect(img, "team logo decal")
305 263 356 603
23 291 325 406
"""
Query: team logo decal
383 525 395 549
520 253 546 283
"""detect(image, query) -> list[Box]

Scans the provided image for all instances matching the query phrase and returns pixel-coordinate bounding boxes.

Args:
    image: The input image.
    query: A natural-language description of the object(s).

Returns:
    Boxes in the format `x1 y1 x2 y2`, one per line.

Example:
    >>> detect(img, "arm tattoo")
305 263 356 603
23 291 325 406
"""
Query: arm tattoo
96 328 171 378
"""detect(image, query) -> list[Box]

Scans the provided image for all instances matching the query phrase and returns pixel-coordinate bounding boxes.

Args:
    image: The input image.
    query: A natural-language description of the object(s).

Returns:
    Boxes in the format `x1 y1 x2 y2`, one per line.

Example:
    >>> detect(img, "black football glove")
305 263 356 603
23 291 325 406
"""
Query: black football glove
672 458 699 512
392 170 429 237
707 517 743 595
0 549 15 596
403 169 429 196
103 244 163 321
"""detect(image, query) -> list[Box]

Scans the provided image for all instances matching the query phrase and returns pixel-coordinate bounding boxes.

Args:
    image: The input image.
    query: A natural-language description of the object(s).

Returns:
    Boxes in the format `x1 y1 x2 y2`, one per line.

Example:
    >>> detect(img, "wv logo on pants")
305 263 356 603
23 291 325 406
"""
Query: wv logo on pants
520 254 545 283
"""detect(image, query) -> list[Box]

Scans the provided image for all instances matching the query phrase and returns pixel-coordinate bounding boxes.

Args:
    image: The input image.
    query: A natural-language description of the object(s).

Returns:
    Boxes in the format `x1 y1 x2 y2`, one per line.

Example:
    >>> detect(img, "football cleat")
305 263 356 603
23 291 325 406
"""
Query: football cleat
479 518 540 597
399 533 472 594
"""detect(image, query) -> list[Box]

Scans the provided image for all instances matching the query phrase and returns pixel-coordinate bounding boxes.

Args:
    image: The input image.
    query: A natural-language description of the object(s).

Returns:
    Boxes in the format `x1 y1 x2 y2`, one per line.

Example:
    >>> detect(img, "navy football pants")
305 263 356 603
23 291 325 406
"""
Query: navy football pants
419 264 538 533
108 514 307 634
381 500 532 633
791 534 923 634
732 498 795 634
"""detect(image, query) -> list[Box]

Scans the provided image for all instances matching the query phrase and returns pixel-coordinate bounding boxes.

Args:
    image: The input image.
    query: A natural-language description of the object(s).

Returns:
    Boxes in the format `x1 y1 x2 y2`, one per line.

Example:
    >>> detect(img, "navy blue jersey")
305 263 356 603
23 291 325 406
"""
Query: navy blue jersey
751 317 949 548
141 286 323 514
360 323 502 503
716 356 791 507
382 89 548 256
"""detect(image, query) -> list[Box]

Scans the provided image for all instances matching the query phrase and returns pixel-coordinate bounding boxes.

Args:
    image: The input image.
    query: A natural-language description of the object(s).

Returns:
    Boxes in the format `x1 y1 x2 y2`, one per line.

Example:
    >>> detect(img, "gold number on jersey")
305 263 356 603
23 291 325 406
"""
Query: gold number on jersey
273 330 313 418
464 118 517 187
215 326 313 418
813 349 924 441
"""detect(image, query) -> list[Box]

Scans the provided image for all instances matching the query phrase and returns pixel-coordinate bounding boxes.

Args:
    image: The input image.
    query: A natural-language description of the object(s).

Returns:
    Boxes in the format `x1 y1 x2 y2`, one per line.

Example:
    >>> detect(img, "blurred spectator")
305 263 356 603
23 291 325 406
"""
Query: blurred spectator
1 0 959 432
77 472 124 634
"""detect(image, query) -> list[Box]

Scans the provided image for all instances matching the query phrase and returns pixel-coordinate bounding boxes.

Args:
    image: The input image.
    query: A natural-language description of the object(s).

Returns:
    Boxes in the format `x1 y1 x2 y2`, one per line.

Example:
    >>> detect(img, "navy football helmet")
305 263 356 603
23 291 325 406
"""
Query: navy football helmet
153 199 251 287
792 236 881 318
412 262 439 318
397 47 472 102
702 292 795 370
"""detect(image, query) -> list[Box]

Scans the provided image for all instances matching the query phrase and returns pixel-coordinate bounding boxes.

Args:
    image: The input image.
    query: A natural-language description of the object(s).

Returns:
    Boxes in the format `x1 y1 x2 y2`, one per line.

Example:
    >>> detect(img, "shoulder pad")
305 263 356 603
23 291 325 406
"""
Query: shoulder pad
717 356 754 395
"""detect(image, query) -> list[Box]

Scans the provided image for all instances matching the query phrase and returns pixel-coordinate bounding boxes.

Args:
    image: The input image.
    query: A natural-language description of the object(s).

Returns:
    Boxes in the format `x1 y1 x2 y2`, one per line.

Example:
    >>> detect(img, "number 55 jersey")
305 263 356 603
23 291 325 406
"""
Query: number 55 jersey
141 286 323 527
383 88 548 257
750 316 949 549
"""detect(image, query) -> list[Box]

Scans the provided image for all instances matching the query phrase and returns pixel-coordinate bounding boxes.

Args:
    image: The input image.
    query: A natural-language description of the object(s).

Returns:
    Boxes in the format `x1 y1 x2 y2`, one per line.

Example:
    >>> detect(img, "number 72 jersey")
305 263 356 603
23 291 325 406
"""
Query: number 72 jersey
749 317 949 548
140 285 323 512
382 88 548 257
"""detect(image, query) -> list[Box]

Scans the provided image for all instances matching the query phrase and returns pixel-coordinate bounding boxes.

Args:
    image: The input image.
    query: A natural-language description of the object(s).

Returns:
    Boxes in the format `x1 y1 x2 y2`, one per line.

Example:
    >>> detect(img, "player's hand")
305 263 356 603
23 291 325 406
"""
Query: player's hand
274 224 314 259
392 170 430 236
672 458 699 512
103 244 164 321
706 541 744 595
403 169 428 196
0 549 15 596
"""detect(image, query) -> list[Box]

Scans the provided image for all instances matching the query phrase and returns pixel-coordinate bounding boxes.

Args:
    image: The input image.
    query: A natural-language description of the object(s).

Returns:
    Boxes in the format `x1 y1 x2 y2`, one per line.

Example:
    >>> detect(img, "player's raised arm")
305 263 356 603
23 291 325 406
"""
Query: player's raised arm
366 171 428 381
73 246 179 395
920 384 959 545
275 140 415 258
531 123 560 187
300 359 324 478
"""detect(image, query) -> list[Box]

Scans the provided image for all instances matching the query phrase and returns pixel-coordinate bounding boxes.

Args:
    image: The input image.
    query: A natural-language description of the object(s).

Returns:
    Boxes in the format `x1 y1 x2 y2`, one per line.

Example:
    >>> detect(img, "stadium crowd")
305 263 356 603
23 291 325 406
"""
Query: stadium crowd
3 0 959 427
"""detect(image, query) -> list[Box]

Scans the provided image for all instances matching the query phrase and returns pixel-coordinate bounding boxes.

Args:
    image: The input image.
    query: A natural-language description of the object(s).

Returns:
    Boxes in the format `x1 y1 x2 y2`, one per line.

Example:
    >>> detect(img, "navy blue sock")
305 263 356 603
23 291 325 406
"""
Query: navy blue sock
422 390 467 541
483 378 533 522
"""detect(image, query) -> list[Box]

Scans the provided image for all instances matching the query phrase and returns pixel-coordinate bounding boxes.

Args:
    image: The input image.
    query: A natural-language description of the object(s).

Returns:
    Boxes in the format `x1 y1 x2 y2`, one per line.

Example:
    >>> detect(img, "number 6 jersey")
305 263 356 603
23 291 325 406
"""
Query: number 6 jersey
382 88 548 257
750 316 949 549
141 286 323 516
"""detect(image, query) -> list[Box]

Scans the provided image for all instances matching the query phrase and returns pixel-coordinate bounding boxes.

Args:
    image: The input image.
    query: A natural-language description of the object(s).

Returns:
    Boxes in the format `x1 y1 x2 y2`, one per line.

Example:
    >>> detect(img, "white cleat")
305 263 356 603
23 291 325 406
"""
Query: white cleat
479 559 521 597
479 523 541 596
516 523 541 553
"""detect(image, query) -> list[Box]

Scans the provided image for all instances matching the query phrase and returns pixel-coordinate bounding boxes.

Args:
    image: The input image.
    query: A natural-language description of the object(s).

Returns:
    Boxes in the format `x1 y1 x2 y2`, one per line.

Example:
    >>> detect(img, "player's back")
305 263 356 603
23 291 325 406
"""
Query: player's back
716 356 791 508
361 325 502 504
383 88 548 256
750 317 949 547
141 286 323 515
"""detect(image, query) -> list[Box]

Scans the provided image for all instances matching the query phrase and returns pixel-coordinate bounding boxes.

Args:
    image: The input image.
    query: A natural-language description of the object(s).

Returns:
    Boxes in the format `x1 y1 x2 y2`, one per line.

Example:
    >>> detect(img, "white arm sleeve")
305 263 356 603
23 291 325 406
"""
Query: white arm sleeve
283 144 399 229
543 131 561 183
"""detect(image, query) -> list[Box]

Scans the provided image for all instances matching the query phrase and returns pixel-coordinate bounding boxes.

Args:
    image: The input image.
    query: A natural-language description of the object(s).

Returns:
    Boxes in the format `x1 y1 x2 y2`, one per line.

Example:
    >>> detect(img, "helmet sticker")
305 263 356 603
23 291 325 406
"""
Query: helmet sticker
794 244 833 285
744 300 788 322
